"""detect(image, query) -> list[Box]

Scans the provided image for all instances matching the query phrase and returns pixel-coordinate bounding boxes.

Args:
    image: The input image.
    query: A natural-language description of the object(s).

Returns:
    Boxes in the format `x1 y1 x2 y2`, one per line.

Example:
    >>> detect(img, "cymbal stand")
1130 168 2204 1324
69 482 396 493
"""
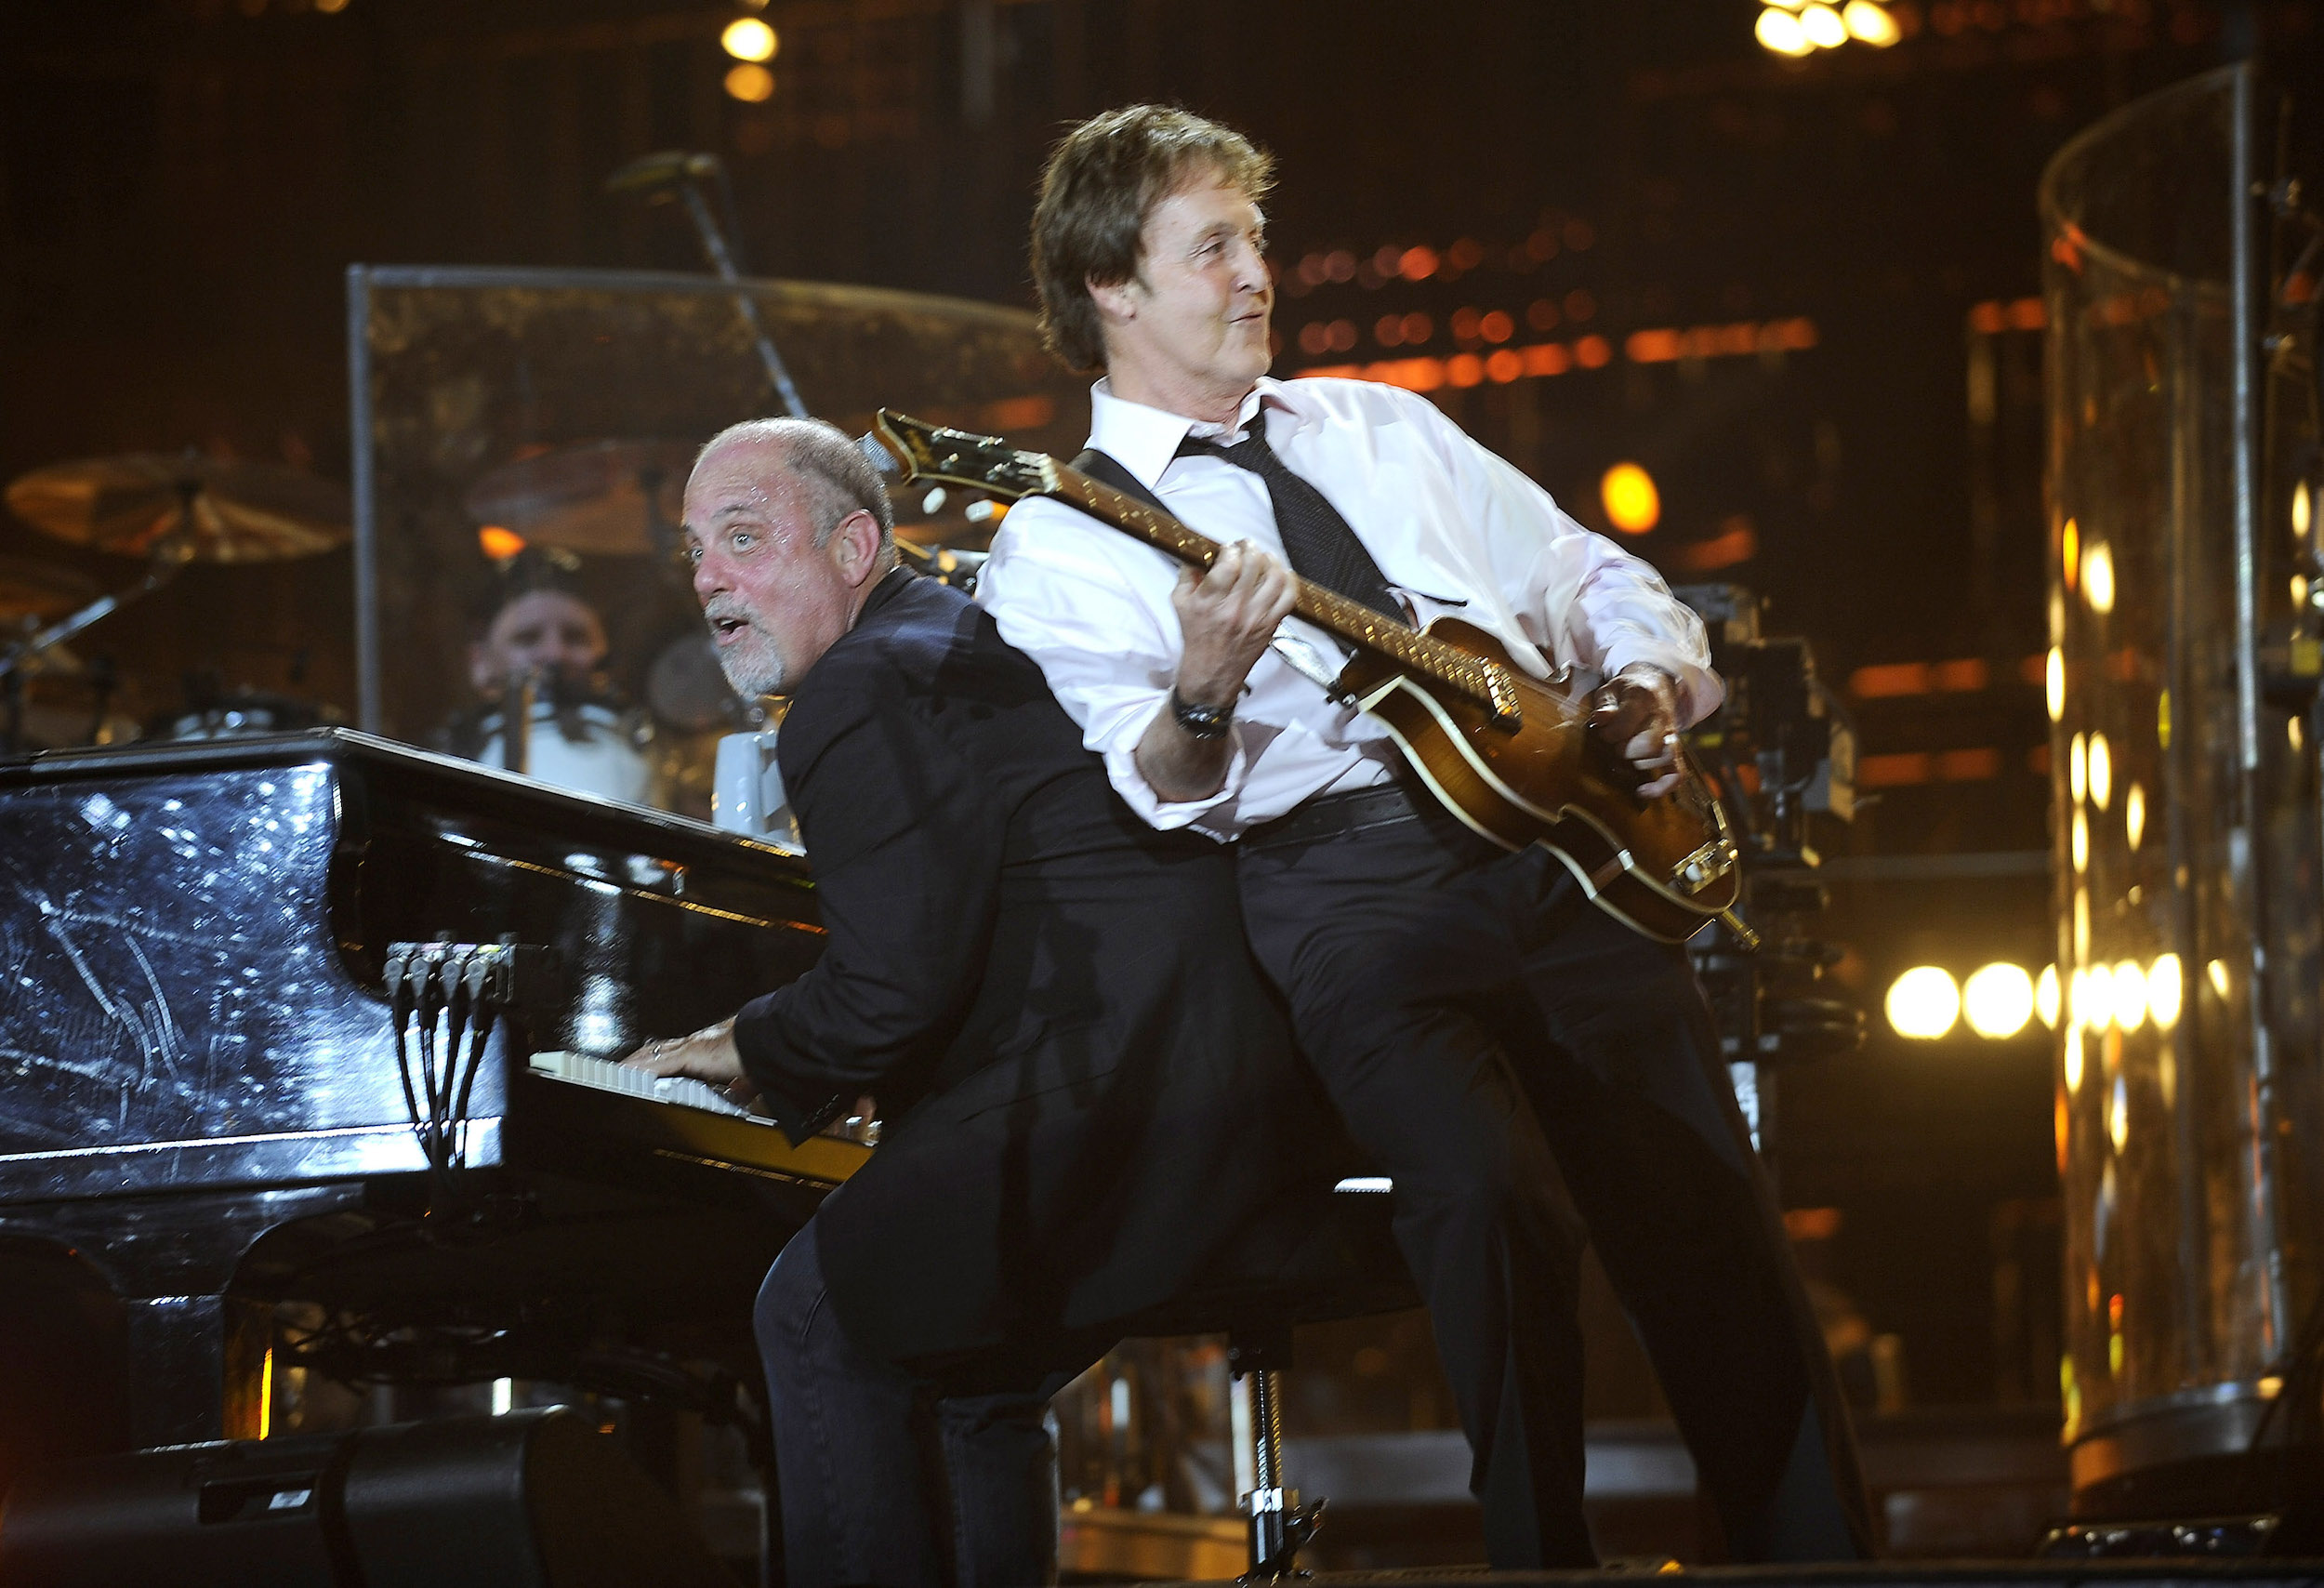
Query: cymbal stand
672 163 809 419
0 493 201 751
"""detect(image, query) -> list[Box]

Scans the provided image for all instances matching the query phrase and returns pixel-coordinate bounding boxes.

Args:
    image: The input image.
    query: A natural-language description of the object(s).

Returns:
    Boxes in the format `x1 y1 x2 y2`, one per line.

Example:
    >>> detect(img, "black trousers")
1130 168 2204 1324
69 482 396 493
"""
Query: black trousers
1236 795 1872 1567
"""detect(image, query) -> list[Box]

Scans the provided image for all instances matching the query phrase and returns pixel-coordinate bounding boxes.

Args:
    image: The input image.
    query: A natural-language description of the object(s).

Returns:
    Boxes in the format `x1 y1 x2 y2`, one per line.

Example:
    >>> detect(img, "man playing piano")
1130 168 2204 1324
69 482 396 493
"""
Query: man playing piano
973 105 1872 1566
626 417 1332 1588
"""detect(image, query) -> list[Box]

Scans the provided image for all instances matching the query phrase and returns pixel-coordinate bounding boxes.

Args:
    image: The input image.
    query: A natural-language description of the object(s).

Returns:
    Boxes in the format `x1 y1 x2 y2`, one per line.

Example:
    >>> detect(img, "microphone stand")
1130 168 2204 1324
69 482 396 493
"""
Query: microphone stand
669 163 810 420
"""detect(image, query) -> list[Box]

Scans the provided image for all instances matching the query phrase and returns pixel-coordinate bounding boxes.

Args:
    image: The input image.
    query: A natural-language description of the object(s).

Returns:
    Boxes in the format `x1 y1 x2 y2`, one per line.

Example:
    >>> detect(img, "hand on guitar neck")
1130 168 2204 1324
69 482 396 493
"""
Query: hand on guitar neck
1134 538 1297 802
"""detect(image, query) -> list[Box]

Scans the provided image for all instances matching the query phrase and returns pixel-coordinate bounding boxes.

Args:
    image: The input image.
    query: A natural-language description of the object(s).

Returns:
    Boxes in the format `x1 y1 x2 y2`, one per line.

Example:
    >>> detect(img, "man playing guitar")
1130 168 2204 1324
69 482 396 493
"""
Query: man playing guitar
977 105 1872 1567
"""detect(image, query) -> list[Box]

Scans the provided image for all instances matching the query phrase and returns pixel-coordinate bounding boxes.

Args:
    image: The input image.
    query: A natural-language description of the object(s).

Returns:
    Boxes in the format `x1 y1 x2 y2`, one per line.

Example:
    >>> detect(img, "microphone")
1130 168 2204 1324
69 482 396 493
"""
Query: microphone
604 150 720 195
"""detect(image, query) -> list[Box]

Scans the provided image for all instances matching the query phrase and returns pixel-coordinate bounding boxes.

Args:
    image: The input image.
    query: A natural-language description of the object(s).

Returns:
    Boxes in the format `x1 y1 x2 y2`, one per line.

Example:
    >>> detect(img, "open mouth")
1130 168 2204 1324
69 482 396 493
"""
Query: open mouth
710 615 748 645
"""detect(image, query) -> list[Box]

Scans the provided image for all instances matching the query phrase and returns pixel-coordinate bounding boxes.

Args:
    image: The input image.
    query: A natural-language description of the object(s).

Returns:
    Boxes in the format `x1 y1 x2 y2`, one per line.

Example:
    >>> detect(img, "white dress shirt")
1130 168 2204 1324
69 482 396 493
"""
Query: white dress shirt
978 375 1721 840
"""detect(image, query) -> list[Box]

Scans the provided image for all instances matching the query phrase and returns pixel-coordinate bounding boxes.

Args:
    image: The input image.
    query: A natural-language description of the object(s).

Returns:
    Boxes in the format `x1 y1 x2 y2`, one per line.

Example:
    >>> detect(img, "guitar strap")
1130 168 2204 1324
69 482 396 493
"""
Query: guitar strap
1069 448 1168 516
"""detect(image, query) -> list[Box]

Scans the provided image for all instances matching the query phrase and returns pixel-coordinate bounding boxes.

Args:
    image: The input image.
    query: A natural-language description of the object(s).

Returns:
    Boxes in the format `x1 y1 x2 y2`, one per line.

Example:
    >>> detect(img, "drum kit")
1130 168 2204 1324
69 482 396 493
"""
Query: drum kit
0 419 994 813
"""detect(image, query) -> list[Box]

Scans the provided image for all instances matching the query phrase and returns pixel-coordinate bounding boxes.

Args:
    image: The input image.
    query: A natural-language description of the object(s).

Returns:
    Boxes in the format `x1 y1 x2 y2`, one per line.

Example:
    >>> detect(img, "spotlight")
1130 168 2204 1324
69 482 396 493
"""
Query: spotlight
2112 958 2146 1031
1755 7 1814 53
2089 732 2111 811
721 17 778 60
2083 540 2116 614
2069 732 2087 803
1600 462 1660 535
2036 963 2061 1028
1963 962 2035 1039
1842 0 1903 42
1800 3 1849 46
2148 953 2183 1030
724 62 775 101
2125 782 2146 850
1885 966 1960 1039
2046 646 2065 721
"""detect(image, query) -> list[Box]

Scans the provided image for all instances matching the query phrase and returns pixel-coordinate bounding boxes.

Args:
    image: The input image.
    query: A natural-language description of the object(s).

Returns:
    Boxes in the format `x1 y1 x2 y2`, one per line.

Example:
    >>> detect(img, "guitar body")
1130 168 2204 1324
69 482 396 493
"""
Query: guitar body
1339 618 1739 944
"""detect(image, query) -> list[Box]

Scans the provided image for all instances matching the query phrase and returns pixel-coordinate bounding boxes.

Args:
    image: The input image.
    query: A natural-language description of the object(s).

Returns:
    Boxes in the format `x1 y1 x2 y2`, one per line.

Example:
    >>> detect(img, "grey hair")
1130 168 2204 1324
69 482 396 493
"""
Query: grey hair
694 417 896 555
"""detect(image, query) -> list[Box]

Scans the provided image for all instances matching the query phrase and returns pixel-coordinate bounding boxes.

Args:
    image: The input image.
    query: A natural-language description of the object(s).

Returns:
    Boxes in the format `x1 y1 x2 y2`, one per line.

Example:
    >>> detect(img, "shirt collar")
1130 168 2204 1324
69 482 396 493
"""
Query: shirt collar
1087 377 1302 488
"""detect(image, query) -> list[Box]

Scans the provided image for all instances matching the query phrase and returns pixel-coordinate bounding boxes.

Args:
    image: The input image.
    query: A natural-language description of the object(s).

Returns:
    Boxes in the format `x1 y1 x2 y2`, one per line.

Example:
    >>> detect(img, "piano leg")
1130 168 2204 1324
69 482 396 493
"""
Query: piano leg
123 1293 271 1446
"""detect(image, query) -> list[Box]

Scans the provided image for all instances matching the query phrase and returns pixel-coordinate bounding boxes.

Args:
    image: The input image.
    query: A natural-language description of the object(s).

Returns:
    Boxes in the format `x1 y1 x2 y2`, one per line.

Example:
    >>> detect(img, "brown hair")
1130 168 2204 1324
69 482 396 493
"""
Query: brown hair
1030 105 1274 374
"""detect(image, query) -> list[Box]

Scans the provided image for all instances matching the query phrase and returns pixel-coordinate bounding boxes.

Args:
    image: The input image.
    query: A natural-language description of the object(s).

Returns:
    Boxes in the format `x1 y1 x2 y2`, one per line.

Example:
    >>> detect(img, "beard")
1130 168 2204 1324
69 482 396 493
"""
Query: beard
716 629 787 701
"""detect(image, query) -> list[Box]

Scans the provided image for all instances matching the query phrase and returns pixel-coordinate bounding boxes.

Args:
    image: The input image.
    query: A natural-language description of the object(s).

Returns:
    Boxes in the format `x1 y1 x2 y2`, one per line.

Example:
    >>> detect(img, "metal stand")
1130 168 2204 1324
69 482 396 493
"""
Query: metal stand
1227 1329 1323 1582
672 167 808 420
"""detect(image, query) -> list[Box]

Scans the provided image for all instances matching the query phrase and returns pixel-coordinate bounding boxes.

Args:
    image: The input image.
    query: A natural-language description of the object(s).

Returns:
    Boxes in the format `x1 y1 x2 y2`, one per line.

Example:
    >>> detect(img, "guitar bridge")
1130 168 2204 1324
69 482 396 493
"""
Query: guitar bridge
1673 837 1738 897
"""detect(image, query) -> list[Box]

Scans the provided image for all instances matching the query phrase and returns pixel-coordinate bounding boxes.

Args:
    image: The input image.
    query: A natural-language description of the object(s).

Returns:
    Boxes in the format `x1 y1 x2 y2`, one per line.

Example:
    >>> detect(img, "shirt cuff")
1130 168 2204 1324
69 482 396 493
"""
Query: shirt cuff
731 991 849 1146
1096 697 1249 837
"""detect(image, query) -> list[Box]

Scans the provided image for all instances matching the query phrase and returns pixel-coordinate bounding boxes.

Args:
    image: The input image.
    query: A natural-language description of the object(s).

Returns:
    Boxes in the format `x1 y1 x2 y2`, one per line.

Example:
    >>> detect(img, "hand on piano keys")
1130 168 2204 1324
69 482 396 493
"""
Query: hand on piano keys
622 1019 756 1105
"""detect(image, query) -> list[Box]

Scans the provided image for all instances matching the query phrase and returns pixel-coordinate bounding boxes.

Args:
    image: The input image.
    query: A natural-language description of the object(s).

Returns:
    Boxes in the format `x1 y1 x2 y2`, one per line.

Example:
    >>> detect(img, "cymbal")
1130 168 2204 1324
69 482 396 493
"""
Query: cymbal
0 556 99 622
465 440 698 556
5 454 350 562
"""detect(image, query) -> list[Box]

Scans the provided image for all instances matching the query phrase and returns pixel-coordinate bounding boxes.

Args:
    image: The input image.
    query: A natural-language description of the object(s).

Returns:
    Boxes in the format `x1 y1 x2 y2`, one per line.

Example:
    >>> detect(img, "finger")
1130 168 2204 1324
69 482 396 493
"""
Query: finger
1635 771 1681 800
1624 729 1678 766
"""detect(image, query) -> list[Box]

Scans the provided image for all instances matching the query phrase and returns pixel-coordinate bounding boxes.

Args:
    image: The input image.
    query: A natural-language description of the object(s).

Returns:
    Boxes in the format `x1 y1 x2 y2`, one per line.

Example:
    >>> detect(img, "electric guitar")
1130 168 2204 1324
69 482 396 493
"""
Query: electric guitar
868 409 1741 944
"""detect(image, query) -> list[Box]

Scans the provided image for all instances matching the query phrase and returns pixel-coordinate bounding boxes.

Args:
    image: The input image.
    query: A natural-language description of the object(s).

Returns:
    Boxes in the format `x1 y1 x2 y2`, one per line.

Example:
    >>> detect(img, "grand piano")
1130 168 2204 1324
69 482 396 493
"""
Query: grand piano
0 724 1411 1573
0 729 864 1456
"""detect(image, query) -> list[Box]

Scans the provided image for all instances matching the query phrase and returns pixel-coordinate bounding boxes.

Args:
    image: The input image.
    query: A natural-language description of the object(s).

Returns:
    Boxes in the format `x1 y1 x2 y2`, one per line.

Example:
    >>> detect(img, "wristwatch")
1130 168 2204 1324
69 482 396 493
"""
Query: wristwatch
1170 688 1235 740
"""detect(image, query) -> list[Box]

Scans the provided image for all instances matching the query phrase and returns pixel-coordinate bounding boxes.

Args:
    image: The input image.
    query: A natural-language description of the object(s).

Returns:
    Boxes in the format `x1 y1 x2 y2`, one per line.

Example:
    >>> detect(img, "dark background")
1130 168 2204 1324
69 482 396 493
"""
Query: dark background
4 0 2317 1422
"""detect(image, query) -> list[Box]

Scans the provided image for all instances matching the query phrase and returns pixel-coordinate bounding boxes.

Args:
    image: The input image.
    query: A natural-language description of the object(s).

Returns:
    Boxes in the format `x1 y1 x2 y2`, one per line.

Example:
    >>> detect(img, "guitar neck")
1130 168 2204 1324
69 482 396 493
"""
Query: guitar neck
1053 470 1502 709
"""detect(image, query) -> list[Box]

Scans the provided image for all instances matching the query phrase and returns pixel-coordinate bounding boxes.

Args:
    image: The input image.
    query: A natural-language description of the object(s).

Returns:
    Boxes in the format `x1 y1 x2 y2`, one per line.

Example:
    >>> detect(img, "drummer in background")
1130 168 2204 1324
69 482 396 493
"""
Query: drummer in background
433 548 661 808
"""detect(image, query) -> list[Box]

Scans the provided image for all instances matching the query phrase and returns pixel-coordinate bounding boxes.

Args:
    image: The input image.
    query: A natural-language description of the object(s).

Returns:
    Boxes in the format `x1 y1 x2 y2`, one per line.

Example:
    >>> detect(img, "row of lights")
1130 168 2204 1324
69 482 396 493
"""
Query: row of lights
1885 954 2199 1042
1287 222 1597 296
1757 0 1907 56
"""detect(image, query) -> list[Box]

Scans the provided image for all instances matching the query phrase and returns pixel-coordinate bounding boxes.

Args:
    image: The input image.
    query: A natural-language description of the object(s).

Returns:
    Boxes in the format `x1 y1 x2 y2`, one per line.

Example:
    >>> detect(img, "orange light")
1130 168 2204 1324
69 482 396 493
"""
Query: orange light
1573 335 1612 369
1446 353 1486 389
1601 462 1660 535
725 63 775 102
1398 245 1438 282
478 525 527 560
1484 350 1525 384
1478 310 1515 344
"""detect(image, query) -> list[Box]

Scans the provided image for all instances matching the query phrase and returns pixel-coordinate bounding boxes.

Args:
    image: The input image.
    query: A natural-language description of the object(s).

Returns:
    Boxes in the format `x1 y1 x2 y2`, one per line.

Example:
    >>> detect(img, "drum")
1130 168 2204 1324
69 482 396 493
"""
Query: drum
473 698 658 808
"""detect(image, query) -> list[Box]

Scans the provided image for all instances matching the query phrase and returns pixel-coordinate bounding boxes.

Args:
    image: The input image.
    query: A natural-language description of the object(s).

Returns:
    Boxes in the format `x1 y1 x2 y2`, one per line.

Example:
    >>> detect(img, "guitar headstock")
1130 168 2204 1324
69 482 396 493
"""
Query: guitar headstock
871 409 1058 500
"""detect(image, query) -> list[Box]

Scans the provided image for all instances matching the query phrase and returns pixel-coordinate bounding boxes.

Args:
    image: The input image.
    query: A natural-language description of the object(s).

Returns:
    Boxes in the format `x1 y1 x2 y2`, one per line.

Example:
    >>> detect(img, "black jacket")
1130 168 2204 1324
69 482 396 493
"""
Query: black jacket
733 569 1337 1365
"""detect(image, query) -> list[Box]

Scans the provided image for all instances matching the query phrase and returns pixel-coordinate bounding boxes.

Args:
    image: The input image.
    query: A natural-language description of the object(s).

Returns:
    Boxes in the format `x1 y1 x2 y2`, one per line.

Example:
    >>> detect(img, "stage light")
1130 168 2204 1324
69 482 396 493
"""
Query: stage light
2068 964 2089 1024
2084 962 2117 1030
2125 782 2145 850
2063 518 2080 589
2208 958 2230 999
1755 7 1814 54
2071 808 2088 873
2089 732 2111 810
1842 0 1903 43
724 62 775 101
2083 540 2116 613
2064 1023 2084 1091
2037 963 2061 1028
1601 462 1660 535
2069 732 2087 803
2148 953 2183 1030
1964 962 2035 1039
722 17 778 60
2109 1074 2128 1152
2047 646 2065 721
1800 3 1848 46
1885 966 1960 1039
2112 958 2146 1031
478 525 526 560
2295 480 2312 538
